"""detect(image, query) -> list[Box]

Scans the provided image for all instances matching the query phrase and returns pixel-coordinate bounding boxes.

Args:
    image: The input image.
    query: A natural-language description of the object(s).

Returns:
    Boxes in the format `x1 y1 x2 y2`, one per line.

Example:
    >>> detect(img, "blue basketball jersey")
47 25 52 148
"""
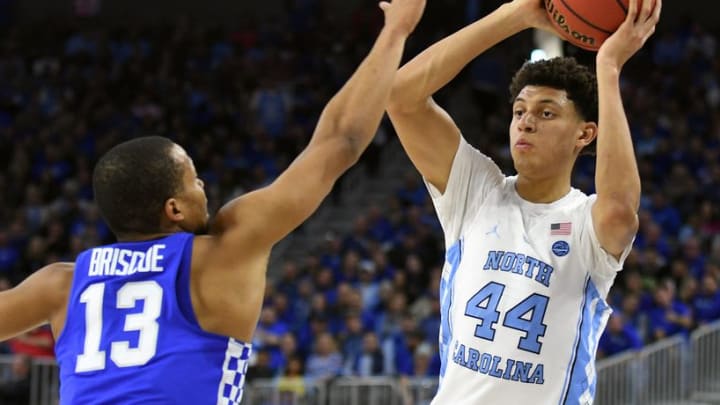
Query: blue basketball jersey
55 232 252 405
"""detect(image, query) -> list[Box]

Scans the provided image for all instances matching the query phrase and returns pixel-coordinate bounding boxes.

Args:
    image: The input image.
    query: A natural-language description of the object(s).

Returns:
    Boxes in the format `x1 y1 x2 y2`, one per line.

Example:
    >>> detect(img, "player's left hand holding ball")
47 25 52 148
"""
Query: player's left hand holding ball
597 0 661 69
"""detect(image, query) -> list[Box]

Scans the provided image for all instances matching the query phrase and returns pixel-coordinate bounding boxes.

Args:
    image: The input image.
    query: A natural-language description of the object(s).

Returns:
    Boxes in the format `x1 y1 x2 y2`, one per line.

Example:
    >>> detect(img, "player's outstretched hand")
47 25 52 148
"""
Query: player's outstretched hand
379 0 426 38
597 0 661 69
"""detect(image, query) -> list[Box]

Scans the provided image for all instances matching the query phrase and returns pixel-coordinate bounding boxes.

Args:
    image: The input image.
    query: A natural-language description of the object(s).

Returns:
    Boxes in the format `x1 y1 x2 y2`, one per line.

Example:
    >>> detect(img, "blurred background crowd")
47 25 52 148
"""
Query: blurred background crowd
1 0 719 397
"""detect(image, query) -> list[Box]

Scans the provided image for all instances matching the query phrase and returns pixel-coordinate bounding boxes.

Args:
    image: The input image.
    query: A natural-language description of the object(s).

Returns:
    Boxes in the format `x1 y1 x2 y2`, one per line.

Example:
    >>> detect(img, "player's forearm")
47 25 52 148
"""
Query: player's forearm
390 3 527 111
319 26 409 161
594 65 640 211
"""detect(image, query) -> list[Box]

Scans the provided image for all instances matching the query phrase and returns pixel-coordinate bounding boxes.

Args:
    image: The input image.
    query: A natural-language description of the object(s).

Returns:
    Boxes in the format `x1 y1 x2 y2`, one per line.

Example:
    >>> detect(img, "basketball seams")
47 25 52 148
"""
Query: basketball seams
615 0 628 14
558 0 614 35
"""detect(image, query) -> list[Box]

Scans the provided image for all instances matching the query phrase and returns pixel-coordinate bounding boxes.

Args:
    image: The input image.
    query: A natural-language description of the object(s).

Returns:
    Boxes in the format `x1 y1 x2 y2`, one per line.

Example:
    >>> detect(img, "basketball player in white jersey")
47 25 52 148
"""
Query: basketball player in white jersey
387 0 660 403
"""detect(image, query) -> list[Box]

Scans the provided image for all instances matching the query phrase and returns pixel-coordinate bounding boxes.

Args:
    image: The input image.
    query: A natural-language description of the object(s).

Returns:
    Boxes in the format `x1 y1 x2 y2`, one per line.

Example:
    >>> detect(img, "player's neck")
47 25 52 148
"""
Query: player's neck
515 174 571 204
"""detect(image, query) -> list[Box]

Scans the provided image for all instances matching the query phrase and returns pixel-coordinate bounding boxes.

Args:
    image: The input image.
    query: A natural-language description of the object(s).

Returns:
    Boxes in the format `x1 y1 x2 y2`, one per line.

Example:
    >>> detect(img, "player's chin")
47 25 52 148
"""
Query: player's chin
512 158 538 176
511 152 529 165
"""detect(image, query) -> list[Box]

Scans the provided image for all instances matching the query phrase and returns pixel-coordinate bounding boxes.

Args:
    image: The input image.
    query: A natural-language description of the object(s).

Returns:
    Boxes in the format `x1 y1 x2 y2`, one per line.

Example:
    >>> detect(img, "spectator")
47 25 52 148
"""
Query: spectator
598 313 644 358
276 356 306 404
338 313 365 365
0 354 30 405
682 236 707 279
271 292 295 328
254 307 289 359
272 332 300 372
305 332 342 382
396 173 426 207
0 230 20 278
342 219 371 258
375 294 406 339
246 349 277 382
620 293 649 341
366 204 395 245
693 274 720 326
411 342 440 377
648 281 693 341
357 260 381 312
296 316 330 359
275 260 300 300
250 79 292 139
345 331 385 376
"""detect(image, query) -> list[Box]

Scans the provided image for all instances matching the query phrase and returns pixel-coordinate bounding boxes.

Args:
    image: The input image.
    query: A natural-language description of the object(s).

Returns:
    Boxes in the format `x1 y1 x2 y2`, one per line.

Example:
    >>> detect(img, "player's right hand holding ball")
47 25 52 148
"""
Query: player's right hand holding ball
379 0 426 38
597 0 662 70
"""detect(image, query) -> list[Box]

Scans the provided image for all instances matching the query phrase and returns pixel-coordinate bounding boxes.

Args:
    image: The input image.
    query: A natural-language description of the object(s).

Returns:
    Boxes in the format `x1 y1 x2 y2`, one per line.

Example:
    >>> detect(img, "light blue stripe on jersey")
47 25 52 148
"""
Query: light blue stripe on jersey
439 238 463 382
559 277 610 404
559 276 588 404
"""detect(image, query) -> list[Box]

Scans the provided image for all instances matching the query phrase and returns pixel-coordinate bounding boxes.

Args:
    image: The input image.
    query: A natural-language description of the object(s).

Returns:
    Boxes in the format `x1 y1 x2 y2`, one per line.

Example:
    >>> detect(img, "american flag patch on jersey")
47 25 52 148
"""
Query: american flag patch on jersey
550 222 572 235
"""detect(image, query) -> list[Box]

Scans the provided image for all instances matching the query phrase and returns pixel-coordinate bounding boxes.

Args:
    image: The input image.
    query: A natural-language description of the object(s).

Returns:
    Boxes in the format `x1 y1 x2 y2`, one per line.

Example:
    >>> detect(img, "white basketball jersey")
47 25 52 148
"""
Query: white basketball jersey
428 138 632 405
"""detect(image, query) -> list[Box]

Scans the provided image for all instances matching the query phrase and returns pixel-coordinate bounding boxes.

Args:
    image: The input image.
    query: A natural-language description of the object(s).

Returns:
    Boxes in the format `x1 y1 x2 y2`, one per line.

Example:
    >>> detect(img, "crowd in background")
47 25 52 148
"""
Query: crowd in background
1 0 720 395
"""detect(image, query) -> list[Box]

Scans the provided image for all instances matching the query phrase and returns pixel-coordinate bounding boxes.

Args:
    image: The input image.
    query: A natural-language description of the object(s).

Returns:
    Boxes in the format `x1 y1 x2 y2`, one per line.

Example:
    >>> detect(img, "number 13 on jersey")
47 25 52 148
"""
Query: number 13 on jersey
76 281 163 372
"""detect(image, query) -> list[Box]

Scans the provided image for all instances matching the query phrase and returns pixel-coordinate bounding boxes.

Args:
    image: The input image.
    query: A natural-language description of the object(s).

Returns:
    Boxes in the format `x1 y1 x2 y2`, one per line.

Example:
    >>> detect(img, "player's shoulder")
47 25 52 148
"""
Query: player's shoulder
41 261 74 278
35 262 75 310
190 233 256 273
42 262 75 290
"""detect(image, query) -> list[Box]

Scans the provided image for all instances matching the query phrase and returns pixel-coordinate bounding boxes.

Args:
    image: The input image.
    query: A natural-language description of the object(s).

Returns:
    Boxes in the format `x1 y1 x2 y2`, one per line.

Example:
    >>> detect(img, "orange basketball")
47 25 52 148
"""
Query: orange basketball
544 0 637 51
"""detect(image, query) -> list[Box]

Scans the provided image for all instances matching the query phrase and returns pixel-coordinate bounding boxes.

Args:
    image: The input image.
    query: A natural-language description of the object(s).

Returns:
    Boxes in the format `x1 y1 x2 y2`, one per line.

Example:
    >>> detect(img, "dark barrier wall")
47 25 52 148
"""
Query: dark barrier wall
10 0 362 26
7 0 720 29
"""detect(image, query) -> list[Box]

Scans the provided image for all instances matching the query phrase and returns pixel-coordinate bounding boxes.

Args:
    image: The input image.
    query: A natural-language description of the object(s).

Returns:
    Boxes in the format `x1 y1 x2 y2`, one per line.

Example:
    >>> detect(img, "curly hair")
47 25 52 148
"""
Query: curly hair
509 57 598 123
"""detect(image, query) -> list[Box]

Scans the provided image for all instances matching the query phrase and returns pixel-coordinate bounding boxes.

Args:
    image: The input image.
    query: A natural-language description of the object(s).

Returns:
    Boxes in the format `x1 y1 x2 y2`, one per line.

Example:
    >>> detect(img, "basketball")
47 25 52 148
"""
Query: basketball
544 0 640 51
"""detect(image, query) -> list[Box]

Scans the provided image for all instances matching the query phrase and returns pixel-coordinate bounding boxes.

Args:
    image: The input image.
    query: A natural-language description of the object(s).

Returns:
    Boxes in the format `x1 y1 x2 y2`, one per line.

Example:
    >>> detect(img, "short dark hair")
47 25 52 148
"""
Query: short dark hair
509 57 598 123
93 136 184 236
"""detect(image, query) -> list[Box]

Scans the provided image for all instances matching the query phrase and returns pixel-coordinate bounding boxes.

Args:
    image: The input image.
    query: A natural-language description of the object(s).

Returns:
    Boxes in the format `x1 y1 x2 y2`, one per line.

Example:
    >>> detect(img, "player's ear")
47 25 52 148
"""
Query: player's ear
576 122 597 149
164 198 185 222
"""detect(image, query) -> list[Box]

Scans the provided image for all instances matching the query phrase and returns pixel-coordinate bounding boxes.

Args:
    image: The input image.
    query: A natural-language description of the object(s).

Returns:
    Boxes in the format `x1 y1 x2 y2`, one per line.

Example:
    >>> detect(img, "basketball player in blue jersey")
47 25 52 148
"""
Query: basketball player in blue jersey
387 0 660 403
0 1 425 403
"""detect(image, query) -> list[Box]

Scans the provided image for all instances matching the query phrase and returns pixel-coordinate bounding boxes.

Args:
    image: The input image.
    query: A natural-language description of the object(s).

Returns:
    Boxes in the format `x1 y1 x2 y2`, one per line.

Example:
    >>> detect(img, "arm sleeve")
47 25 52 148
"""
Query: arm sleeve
425 136 504 245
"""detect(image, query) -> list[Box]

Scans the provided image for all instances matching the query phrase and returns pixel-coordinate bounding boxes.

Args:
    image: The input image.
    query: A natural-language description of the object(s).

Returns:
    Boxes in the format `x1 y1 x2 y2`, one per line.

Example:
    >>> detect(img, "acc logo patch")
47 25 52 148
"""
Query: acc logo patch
552 241 570 257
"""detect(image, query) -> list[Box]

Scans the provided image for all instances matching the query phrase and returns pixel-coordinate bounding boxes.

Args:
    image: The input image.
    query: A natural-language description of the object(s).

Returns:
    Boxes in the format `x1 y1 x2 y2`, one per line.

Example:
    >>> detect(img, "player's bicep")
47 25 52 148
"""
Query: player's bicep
591 197 639 260
213 136 353 249
580 198 636 282
388 98 460 193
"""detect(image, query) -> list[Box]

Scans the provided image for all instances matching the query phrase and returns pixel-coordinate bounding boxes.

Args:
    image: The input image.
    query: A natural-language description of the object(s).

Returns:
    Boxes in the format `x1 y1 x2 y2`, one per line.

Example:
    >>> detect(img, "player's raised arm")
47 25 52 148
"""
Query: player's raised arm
210 0 425 252
387 0 553 192
592 0 661 258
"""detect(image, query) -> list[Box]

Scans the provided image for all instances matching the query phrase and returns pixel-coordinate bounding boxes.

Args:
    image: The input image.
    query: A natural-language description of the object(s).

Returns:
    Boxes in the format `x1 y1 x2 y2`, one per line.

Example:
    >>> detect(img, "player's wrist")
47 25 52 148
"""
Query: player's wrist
595 56 622 78
381 24 411 42
500 2 535 31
